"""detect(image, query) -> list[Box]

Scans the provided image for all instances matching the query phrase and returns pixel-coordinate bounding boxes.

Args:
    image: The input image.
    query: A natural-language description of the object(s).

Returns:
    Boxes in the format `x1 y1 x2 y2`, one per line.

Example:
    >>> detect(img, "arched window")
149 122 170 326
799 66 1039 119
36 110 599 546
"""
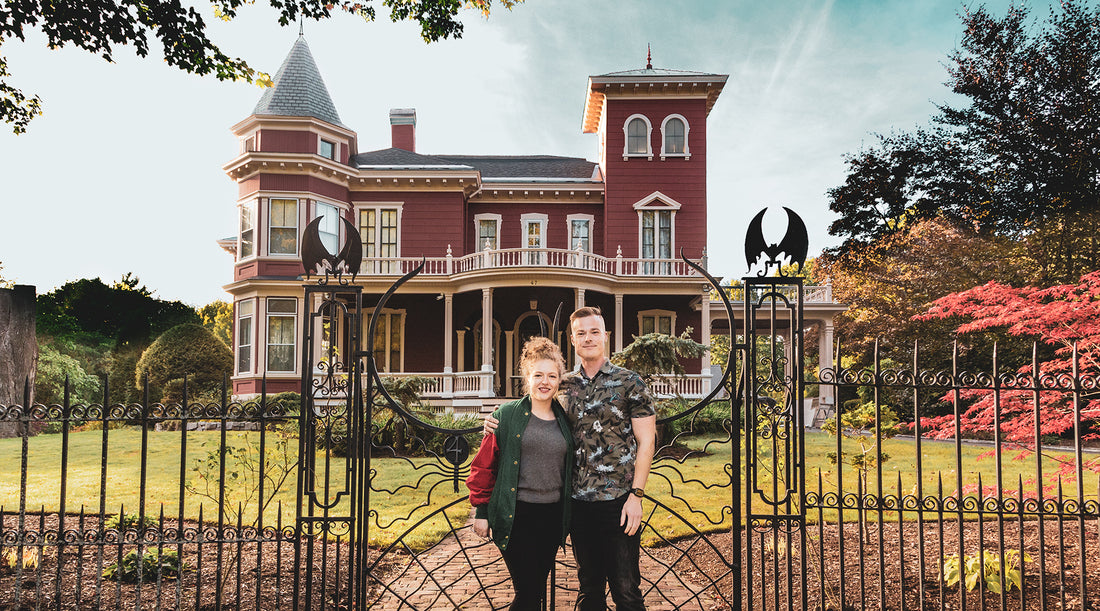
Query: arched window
660 114 690 159
623 114 652 158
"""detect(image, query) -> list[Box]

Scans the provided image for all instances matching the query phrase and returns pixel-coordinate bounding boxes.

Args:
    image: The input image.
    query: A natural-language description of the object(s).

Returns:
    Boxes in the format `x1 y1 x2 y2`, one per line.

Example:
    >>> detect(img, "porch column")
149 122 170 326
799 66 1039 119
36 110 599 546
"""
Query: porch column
818 318 836 407
700 287 711 394
574 288 585 310
456 330 466 372
443 293 454 397
504 330 514 397
614 293 624 353
480 288 494 397
481 288 493 372
443 293 454 373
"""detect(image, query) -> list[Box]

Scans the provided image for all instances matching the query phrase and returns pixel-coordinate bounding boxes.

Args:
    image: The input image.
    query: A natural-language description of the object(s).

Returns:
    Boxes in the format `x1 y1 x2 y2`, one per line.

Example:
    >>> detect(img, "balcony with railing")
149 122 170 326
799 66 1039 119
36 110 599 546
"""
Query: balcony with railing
356 246 704 278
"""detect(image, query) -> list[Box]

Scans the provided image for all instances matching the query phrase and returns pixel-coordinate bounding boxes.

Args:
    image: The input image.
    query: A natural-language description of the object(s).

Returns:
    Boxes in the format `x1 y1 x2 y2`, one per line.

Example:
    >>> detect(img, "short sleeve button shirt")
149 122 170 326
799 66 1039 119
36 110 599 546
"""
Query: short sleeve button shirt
560 360 656 501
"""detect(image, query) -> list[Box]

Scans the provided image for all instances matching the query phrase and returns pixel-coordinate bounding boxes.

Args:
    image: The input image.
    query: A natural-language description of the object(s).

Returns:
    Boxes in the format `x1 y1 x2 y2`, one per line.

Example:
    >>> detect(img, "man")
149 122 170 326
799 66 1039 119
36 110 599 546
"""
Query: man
485 306 656 610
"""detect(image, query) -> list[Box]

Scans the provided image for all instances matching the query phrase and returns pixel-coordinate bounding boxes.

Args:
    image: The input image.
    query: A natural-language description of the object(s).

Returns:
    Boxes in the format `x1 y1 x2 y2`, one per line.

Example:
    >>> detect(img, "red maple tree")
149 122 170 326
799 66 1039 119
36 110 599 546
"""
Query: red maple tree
916 271 1100 481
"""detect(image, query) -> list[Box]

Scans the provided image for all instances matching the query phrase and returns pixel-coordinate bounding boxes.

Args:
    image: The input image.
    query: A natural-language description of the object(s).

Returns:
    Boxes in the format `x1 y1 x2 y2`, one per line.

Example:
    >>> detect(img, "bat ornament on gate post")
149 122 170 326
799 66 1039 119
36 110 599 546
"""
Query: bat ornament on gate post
301 216 363 285
744 206 809 277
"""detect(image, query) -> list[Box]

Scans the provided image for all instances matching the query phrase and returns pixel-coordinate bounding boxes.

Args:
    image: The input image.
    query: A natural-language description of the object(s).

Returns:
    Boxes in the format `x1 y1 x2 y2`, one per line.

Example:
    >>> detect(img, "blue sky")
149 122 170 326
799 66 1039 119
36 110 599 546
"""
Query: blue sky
1 0 1035 305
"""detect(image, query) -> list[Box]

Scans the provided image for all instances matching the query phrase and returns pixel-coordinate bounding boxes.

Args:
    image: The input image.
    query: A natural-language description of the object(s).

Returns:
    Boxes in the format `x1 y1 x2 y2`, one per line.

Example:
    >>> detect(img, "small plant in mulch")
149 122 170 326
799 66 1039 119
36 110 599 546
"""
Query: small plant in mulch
102 548 185 583
2 547 40 572
942 549 1033 594
104 511 157 532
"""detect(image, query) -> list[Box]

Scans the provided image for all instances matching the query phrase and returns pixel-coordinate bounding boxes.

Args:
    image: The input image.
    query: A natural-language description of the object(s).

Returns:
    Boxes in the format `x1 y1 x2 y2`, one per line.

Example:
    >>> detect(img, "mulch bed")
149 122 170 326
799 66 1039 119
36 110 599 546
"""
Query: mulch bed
647 517 1100 610
5 511 1098 609
0 513 397 610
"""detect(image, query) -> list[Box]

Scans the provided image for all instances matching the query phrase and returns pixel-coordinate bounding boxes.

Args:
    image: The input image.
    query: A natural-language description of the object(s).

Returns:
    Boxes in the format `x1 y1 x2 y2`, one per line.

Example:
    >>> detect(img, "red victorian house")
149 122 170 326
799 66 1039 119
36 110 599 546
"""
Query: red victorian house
221 36 738 410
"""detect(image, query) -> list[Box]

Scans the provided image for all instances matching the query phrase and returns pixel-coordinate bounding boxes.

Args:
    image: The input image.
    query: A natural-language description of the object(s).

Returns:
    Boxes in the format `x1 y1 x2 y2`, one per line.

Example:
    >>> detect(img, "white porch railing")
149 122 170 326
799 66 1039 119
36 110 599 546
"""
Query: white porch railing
718 284 834 303
648 373 712 399
379 370 495 398
358 247 703 278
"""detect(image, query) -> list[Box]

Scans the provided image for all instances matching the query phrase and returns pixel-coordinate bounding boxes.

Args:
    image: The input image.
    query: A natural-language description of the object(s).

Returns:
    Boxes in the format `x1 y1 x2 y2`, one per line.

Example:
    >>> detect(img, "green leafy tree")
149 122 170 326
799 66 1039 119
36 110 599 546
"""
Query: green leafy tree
135 323 233 401
826 0 1100 284
37 276 198 345
816 217 1034 372
34 343 101 406
611 328 708 384
199 300 233 347
1 0 522 133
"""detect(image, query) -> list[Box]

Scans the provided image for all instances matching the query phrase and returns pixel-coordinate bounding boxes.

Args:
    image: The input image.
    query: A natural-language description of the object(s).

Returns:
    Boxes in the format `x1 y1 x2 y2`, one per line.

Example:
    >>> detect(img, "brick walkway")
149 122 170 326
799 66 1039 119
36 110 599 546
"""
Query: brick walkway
371 513 726 609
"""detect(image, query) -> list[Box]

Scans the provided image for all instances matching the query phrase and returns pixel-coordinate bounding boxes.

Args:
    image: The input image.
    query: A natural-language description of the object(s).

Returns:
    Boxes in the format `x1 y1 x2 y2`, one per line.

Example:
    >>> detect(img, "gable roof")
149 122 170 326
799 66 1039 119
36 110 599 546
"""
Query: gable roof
252 37 344 128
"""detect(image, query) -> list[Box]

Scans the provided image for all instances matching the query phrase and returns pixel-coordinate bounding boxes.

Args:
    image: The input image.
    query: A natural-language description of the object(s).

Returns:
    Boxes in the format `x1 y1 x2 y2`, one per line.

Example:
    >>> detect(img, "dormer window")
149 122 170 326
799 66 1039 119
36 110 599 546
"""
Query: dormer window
623 114 653 159
319 139 336 160
661 115 690 159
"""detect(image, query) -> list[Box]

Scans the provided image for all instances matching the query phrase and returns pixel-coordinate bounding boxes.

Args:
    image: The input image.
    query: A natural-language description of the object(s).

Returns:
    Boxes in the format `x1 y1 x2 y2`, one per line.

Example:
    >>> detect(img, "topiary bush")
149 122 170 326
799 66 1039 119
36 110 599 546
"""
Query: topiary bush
135 323 232 403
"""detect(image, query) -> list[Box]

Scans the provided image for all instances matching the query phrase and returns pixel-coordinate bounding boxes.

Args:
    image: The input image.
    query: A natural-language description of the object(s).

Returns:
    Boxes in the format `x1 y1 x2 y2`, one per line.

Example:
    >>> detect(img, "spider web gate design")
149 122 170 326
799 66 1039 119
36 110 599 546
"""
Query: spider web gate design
319 259 745 610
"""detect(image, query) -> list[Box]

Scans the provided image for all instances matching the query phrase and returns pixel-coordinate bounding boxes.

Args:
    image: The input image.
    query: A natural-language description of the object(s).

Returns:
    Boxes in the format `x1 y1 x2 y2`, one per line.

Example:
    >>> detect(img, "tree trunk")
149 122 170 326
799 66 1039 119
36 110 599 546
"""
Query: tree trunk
0 285 36 438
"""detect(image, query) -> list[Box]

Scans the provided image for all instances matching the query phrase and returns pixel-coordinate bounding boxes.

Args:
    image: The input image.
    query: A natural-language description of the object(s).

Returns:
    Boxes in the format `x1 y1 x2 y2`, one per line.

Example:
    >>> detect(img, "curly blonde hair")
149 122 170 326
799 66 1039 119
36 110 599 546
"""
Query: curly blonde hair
519 336 566 394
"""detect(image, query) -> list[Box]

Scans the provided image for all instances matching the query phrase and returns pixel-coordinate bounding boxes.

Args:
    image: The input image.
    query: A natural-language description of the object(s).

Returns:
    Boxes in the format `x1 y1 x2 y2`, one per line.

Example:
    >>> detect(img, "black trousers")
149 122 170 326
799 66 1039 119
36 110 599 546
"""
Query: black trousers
570 495 644 610
500 500 563 611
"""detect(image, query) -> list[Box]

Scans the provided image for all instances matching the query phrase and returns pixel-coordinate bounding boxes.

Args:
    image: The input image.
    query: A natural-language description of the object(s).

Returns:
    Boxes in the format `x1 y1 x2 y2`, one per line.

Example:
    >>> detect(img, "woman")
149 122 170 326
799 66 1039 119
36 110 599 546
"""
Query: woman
466 336 574 610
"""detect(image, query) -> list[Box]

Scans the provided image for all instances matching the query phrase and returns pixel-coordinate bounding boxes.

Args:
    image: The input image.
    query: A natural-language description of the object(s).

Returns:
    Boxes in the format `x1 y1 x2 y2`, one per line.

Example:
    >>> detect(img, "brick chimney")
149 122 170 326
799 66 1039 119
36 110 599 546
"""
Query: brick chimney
390 108 416 152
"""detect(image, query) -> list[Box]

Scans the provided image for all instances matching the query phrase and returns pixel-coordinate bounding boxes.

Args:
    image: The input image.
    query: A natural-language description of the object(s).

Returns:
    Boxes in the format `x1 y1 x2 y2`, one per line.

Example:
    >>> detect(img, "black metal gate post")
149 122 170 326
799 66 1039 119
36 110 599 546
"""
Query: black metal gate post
741 273 806 610
294 282 364 610
740 207 809 610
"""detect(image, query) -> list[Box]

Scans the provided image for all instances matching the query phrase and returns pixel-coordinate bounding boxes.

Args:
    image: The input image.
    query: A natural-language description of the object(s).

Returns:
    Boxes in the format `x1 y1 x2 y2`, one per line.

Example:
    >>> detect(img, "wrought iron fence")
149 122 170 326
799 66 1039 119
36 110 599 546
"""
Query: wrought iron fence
0 378 331 610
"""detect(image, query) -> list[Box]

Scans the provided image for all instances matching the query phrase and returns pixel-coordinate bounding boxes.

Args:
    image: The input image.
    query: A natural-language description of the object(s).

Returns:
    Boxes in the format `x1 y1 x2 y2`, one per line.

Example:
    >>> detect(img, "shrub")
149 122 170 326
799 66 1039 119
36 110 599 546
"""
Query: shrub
102 549 183 583
658 399 731 440
104 511 157 532
135 324 232 402
370 409 483 458
34 343 101 407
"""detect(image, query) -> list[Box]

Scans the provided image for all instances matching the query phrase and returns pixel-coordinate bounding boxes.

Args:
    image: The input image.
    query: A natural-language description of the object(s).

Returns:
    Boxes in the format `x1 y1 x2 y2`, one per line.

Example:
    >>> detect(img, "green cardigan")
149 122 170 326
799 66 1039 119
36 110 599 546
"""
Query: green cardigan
472 396 573 550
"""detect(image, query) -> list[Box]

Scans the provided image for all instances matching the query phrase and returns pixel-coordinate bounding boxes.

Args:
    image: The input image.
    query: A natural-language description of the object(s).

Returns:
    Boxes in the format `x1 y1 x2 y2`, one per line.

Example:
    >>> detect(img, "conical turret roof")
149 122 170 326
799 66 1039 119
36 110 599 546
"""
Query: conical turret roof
252 36 344 127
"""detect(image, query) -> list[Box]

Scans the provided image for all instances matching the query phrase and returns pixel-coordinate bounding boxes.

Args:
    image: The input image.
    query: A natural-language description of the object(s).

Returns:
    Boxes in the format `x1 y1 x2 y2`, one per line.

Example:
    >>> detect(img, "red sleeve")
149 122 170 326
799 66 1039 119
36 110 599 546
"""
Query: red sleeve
466 432 500 507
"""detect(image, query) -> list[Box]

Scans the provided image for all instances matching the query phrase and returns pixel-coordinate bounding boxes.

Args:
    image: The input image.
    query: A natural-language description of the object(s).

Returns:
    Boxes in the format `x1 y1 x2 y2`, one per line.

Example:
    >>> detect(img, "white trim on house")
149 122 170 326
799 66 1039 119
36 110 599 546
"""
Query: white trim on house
474 213 503 250
622 113 653 160
659 113 691 160
637 308 677 336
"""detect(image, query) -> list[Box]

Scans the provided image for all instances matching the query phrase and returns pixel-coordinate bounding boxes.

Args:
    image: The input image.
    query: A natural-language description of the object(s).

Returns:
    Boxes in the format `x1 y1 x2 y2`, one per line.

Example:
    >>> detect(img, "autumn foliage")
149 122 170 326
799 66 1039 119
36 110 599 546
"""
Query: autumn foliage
916 271 1100 479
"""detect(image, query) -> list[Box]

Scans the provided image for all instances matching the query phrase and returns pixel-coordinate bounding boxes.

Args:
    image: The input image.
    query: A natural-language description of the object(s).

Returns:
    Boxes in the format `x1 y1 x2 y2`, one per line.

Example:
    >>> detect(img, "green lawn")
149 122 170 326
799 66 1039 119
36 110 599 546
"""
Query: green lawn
0 429 1094 551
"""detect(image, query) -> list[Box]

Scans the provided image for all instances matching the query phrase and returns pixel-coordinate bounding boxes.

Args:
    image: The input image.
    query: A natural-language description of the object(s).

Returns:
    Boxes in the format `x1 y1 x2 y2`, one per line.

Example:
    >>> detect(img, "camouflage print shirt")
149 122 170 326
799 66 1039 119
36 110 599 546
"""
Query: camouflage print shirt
560 360 656 502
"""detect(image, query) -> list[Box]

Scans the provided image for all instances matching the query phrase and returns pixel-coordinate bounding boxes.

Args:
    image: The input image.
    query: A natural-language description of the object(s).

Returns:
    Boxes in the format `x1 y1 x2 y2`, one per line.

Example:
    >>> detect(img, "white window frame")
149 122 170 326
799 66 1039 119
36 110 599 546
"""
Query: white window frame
236 299 254 374
314 201 342 255
633 192 681 266
265 298 297 374
317 134 337 160
267 198 299 257
358 204 403 274
623 114 653 160
638 309 676 336
241 130 258 154
660 114 691 160
566 213 594 252
474 213 502 250
239 200 256 261
520 213 548 265
368 308 406 373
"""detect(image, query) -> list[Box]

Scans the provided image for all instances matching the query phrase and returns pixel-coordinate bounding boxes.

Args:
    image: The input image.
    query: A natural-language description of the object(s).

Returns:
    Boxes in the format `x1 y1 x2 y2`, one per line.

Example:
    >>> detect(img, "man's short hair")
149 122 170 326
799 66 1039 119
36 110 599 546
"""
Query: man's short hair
570 306 604 325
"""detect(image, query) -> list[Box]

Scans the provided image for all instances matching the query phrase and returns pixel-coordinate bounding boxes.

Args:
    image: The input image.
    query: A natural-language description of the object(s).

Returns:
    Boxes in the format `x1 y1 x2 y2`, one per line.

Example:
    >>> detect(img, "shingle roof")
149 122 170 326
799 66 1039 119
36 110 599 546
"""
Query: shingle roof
252 37 344 127
435 155 598 179
351 150 599 180
351 148 467 168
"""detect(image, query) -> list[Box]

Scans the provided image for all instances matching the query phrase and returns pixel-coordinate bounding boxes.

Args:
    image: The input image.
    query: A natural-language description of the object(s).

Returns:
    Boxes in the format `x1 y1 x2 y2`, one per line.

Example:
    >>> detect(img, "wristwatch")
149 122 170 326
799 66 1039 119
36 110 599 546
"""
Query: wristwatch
630 487 645 498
